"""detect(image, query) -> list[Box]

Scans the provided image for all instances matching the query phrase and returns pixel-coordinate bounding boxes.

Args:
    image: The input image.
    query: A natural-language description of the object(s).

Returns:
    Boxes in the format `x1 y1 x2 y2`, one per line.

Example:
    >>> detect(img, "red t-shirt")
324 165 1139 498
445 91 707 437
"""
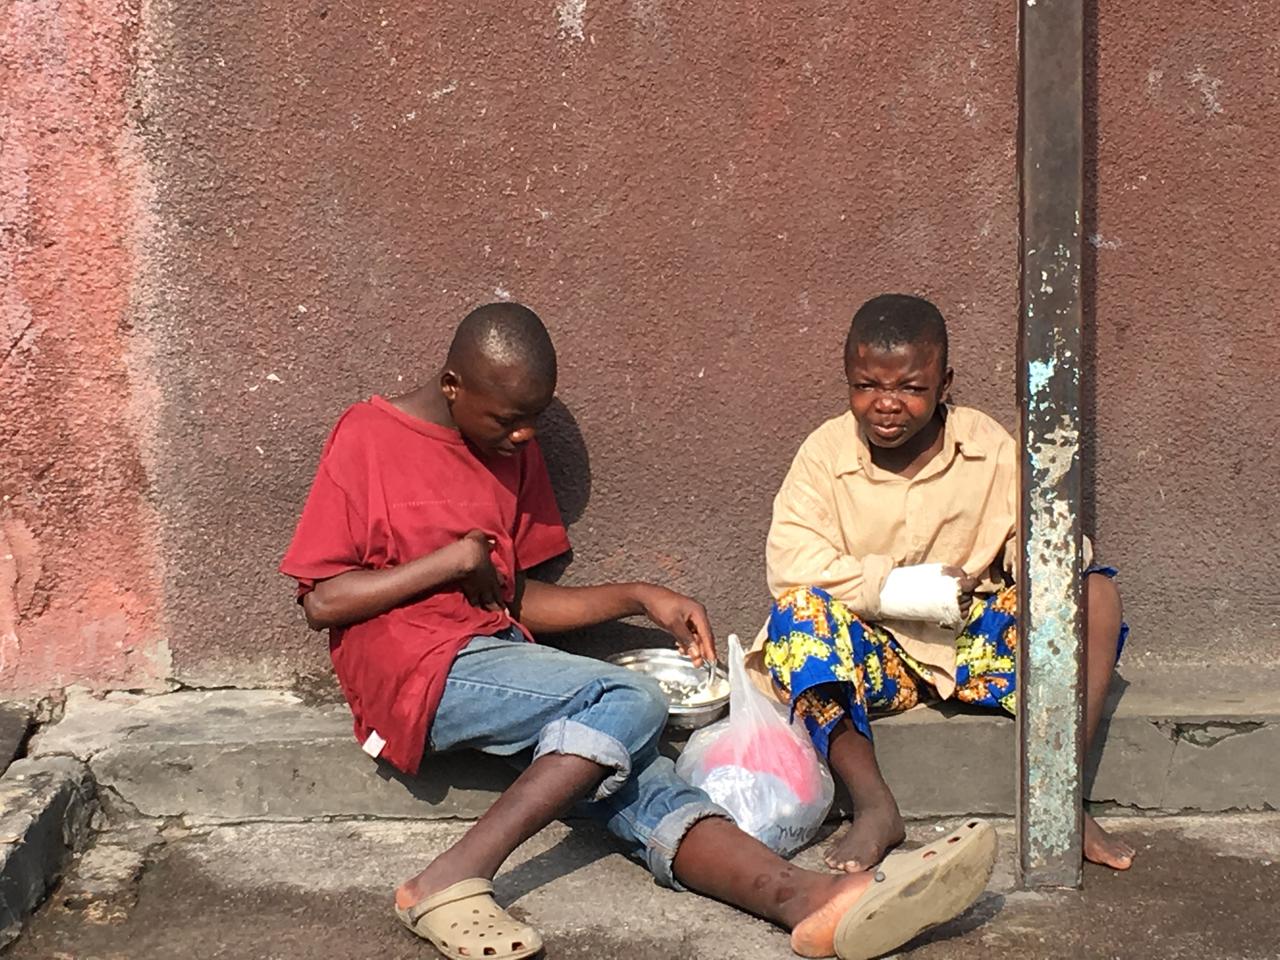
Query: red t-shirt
280 396 571 774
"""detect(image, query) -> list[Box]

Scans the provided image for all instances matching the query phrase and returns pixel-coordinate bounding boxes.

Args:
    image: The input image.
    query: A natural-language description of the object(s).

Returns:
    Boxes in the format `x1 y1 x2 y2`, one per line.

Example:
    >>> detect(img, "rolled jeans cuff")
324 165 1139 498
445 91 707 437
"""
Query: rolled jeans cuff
644 801 734 890
534 718 632 801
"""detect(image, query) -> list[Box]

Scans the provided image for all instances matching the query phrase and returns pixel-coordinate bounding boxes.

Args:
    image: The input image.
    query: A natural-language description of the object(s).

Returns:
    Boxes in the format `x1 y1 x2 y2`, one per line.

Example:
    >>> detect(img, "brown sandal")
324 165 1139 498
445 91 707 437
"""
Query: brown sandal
791 819 998 959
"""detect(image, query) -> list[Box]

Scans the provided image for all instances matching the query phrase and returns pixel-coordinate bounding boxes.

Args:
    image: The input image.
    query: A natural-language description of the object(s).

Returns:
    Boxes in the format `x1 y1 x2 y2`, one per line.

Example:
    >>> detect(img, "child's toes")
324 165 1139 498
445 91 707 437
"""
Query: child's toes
824 856 865 873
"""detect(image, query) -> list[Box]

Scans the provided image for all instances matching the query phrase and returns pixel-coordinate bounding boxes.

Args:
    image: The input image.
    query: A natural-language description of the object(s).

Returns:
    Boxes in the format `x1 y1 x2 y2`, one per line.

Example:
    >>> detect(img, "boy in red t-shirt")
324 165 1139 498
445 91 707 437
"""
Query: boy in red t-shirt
281 302 998 960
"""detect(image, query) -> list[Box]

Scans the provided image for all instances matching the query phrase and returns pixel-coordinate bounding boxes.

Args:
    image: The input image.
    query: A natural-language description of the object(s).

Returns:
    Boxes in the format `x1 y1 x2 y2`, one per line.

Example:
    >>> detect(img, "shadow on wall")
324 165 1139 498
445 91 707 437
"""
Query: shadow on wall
531 398 590 583
538 398 591 526
528 398 688 659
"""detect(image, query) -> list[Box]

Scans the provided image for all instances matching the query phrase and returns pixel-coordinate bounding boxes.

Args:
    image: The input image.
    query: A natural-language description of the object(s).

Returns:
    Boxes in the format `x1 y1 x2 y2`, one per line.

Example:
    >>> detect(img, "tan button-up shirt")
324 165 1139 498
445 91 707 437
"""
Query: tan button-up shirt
748 406 1018 698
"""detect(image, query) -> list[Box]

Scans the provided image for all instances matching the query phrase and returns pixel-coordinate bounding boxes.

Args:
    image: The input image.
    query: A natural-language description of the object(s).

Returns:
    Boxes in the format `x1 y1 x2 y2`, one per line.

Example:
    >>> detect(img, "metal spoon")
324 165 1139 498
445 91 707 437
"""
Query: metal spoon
698 632 732 692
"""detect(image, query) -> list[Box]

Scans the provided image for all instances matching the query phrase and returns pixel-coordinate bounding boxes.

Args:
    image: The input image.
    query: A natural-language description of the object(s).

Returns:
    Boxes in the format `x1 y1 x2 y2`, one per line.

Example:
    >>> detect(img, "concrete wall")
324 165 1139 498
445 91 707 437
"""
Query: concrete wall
1086 0 1280 671
1 0 1276 694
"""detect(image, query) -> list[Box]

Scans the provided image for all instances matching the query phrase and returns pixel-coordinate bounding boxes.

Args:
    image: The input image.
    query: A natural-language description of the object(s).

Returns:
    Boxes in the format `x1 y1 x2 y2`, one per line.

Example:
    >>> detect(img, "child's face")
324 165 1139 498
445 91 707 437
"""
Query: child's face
443 362 554 457
845 341 952 449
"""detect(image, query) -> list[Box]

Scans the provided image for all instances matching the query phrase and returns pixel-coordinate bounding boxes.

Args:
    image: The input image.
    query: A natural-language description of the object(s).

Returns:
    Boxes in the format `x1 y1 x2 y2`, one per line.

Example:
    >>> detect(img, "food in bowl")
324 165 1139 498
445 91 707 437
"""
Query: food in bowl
605 648 731 729
657 674 730 708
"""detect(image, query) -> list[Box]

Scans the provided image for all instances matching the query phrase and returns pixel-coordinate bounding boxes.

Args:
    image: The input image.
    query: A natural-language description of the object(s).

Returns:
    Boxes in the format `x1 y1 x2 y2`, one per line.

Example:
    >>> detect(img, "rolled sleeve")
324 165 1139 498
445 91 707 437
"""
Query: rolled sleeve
280 461 366 595
512 441 572 571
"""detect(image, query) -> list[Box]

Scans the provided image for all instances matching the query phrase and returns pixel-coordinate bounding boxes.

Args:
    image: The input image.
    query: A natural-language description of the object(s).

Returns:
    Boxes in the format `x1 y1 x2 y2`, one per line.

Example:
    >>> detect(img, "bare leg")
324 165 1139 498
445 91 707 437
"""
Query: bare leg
1082 573 1136 870
675 816 996 958
396 745 985 959
673 816 875 954
396 753 604 907
823 717 906 872
398 758 889 957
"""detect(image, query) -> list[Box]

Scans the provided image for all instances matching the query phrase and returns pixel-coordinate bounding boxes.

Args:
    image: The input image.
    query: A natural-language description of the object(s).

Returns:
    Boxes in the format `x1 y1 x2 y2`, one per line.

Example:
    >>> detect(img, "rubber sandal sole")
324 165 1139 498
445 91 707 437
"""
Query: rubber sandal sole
832 818 998 960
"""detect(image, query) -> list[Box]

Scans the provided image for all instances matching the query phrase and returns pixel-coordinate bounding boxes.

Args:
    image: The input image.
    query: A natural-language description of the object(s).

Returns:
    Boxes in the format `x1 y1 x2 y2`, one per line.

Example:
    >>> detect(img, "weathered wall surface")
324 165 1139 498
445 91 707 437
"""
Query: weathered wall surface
1086 0 1280 670
1 0 1276 693
0 0 168 693
137 0 1020 685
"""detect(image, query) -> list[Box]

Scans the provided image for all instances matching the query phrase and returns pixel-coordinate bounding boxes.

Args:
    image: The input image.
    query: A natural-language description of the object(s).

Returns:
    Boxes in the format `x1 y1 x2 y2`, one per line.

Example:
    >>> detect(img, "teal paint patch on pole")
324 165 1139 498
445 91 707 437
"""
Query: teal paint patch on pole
1018 0 1086 889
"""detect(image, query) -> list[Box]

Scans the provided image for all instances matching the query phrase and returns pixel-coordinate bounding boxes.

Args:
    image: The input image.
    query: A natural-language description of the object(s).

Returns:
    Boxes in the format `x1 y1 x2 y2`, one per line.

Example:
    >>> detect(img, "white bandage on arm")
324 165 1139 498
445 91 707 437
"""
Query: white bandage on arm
877 563 962 626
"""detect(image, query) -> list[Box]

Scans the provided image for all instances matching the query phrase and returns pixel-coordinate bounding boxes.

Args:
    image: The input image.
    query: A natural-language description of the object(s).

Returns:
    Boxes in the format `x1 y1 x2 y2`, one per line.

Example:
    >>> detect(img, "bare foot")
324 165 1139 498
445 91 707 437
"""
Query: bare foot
825 795 906 872
1084 812 1135 870
789 871 875 958
395 850 478 909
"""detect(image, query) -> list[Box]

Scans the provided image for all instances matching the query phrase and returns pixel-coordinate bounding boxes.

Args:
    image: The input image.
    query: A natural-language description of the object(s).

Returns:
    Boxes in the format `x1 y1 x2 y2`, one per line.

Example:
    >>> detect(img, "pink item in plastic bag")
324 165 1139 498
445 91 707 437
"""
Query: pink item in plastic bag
675 635 834 857
702 723 821 805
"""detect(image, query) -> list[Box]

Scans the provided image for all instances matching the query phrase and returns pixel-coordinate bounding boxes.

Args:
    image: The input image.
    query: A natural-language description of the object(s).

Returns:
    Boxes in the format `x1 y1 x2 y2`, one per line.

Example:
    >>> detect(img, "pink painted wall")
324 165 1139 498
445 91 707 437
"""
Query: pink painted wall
0 0 167 694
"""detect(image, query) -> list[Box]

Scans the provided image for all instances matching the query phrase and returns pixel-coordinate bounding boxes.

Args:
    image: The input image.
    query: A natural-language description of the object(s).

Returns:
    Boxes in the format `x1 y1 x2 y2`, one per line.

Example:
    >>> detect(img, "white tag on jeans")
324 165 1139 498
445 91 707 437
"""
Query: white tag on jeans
362 730 386 758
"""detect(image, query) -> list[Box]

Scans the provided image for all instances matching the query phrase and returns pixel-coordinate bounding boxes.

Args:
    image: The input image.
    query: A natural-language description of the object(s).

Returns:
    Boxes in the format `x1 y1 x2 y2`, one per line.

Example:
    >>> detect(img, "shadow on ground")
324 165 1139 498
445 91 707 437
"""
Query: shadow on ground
8 817 1279 960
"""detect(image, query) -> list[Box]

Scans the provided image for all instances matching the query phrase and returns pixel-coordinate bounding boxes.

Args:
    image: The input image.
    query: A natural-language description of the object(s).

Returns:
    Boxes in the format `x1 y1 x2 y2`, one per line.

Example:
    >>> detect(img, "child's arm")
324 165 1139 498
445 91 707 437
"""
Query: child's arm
301 531 498 630
514 578 717 667
767 454 897 618
772 448 990 626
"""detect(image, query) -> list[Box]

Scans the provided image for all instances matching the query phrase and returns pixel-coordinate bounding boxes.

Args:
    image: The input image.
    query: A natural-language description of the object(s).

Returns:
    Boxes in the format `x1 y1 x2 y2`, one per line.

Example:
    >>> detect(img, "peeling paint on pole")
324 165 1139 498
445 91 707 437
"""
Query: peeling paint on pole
1021 406 1084 875
1018 0 1086 888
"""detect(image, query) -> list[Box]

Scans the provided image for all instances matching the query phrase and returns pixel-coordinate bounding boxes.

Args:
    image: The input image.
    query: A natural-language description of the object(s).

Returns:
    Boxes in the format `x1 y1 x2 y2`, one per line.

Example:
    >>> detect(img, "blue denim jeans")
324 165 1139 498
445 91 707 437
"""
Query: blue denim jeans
428 629 729 888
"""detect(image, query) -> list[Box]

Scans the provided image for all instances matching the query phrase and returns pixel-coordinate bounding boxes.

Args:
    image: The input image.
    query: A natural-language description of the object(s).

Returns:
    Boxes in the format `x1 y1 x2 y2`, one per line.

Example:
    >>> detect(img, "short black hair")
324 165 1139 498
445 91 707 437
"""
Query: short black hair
447 301 557 387
844 294 949 371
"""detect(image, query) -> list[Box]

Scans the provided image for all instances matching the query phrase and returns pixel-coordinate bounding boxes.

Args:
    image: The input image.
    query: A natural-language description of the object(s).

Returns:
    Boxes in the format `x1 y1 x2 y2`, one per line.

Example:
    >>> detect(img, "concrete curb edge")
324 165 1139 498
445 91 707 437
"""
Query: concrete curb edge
0 756 98 947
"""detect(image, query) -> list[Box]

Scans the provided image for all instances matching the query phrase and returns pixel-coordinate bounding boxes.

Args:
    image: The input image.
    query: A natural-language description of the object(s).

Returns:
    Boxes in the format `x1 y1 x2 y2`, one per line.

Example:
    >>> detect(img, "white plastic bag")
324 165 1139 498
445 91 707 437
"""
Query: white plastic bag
676 635 834 857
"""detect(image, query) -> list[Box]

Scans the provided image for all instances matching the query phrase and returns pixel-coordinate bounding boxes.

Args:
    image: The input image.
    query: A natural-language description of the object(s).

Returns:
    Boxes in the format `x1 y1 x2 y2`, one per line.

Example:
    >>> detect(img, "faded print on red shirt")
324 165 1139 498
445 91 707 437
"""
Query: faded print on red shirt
280 396 571 774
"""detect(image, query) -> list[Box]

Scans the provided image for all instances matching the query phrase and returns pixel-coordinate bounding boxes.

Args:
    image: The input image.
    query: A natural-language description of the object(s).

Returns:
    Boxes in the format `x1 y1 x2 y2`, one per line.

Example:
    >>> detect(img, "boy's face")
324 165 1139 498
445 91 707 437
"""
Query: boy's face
845 340 952 449
442 360 554 457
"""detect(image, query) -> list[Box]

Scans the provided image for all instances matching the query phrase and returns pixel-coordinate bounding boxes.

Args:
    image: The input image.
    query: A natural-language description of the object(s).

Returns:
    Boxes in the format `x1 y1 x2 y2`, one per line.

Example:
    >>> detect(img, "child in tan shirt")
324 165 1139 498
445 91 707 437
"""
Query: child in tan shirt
751 294 1134 874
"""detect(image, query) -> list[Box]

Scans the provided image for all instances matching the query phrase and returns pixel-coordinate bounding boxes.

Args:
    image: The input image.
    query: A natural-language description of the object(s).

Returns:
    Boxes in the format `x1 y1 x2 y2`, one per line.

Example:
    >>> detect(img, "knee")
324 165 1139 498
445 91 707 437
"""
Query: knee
1086 573 1122 624
768 585 859 645
774 585 834 611
607 673 669 746
633 675 670 731
770 586 842 636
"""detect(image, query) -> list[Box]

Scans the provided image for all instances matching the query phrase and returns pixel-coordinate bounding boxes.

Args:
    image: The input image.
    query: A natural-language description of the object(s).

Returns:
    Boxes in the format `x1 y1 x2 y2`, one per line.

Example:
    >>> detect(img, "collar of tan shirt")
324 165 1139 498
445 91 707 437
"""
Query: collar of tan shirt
833 408 991 480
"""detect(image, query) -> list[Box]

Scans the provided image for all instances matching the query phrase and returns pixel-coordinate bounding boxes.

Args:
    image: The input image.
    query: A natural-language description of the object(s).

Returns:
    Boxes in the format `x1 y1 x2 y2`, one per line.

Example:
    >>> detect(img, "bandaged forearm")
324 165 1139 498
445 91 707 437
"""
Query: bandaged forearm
877 564 962 626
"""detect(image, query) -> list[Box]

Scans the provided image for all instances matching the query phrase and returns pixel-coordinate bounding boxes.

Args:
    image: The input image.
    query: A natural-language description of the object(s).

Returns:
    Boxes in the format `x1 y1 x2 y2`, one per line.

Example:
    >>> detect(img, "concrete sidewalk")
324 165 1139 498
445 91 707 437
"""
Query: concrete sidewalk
7 665 1280 957
4 665 1278 956
27 664 1280 824
8 814 1280 960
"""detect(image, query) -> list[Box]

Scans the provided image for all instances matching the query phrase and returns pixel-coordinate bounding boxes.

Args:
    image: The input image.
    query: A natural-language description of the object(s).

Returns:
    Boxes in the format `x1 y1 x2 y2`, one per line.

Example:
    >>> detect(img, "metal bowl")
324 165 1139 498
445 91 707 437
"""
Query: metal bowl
607 648 730 730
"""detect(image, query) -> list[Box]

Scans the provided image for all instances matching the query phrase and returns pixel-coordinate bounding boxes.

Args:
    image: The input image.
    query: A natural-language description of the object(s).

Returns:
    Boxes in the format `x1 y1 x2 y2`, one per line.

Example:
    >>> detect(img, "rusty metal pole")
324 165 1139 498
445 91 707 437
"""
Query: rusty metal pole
1017 0 1086 889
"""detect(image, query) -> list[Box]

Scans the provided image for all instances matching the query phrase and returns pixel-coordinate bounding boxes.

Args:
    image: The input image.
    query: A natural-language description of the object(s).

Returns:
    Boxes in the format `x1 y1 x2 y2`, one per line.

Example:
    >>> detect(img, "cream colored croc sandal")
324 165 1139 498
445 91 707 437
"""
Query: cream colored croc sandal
831 818 998 960
395 878 543 960
791 818 998 960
